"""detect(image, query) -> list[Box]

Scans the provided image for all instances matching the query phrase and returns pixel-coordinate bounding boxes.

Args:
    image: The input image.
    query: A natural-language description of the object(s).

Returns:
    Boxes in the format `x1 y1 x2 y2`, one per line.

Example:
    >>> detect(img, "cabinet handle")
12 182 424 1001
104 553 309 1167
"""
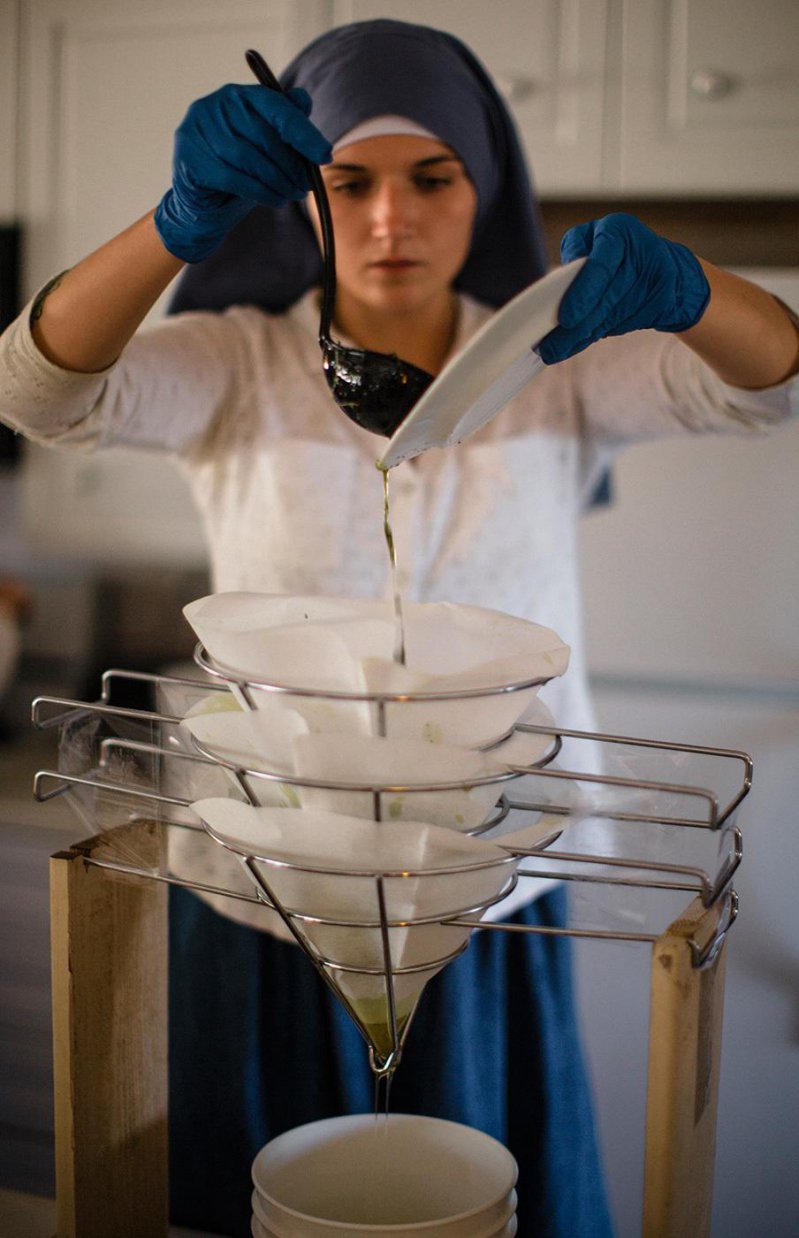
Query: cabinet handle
689 69 736 100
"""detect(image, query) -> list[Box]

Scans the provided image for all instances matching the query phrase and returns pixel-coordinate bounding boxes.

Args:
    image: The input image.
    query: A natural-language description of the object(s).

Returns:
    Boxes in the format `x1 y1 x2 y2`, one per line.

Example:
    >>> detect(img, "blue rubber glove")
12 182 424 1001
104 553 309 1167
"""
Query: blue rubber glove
154 84 332 263
537 213 711 364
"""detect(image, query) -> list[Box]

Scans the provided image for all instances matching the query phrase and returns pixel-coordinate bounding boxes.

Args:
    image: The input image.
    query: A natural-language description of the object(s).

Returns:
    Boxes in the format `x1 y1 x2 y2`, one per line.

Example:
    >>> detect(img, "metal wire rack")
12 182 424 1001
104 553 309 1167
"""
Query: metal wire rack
34 650 752 1238
32 651 748 1073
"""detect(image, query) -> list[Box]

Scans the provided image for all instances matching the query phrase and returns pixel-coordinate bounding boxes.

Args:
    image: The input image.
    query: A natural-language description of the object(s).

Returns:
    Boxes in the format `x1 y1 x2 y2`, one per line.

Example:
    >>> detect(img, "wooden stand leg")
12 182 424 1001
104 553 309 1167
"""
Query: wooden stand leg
643 895 729 1238
50 821 169 1238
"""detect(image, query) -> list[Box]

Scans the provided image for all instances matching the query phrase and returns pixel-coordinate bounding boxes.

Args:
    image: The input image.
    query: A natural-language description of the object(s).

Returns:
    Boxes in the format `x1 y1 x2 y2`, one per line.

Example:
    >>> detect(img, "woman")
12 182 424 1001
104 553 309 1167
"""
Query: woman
2 18 797 1238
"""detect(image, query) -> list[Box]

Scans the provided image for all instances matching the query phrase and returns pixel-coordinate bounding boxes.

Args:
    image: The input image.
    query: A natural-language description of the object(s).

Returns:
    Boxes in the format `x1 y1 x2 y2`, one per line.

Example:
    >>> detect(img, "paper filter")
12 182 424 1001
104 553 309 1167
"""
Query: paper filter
289 732 511 832
182 713 530 831
181 704 309 803
361 600 569 747
183 592 569 747
157 681 295 935
183 592 385 731
191 801 517 1060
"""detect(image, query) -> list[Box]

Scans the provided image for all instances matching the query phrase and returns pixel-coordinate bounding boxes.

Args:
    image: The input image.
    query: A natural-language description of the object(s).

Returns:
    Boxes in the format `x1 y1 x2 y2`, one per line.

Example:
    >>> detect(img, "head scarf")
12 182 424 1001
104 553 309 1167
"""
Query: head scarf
333 115 438 151
169 18 549 315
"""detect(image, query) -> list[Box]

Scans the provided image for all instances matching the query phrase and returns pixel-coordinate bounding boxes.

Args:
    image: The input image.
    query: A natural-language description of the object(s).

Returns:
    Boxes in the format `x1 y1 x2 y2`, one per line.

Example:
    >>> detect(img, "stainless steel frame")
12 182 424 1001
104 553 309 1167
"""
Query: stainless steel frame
32 651 747 1074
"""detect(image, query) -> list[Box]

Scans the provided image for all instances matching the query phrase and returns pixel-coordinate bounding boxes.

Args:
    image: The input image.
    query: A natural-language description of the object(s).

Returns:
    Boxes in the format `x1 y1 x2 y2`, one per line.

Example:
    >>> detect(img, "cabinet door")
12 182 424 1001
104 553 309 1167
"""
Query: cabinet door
0 3 19 224
618 0 799 194
21 0 330 301
18 0 330 566
335 0 610 196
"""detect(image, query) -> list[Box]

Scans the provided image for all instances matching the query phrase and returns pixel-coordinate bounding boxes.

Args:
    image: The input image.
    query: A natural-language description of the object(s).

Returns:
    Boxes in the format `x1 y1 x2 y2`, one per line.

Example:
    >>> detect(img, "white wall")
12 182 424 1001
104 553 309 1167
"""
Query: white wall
581 269 799 691
575 682 799 1238
575 270 799 1236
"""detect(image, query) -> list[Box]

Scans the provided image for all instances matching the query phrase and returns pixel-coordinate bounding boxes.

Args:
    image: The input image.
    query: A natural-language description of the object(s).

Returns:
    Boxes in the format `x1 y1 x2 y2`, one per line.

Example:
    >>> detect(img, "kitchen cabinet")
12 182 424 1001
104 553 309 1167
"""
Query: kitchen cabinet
15 0 332 568
13 0 797 280
18 0 331 300
337 0 799 196
334 0 610 195
0 4 19 224
615 0 799 195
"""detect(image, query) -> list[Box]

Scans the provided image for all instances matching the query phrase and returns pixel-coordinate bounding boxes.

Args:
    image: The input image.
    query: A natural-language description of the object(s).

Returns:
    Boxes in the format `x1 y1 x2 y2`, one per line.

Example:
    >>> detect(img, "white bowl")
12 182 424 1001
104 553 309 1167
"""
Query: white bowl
252 1190 518 1238
251 1212 517 1237
250 1113 517 1236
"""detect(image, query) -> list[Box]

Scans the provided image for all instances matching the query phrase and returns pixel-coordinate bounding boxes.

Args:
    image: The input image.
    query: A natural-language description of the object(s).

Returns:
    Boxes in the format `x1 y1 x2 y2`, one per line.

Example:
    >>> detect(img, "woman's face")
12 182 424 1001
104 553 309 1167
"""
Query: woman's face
310 134 478 322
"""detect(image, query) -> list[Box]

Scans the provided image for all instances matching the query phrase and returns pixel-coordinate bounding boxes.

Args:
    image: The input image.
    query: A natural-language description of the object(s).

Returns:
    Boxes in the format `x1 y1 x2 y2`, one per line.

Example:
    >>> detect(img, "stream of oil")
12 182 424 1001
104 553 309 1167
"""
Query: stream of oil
374 1069 393 1129
371 467 404 1123
380 465 406 666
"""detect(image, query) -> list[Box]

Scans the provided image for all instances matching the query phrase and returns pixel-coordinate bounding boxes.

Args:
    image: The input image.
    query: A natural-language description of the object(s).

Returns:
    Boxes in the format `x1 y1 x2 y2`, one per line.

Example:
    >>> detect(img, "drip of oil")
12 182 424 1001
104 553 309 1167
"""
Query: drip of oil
374 1069 393 1127
380 465 406 666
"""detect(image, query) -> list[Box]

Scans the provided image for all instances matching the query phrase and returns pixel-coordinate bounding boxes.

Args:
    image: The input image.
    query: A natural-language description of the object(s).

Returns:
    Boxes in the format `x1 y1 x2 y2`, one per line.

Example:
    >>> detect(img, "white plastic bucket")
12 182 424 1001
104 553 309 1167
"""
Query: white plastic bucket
251 1216 518 1237
250 1114 518 1237
251 1190 518 1238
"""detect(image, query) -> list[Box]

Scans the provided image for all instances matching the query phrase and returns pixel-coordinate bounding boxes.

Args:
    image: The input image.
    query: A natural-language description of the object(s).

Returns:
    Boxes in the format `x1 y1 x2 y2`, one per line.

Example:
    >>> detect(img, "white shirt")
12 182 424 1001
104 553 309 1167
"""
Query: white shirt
2 288 796 930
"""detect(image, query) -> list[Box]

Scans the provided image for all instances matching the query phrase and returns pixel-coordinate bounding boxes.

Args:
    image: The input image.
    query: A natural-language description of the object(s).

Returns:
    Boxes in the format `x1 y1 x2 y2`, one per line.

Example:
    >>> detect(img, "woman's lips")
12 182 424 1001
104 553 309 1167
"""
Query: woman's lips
370 259 421 271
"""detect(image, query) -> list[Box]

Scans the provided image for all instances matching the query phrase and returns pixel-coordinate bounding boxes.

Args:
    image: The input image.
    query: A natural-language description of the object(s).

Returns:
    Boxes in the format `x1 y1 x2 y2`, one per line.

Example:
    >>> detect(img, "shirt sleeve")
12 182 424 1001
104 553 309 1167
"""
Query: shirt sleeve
563 327 799 444
0 288 254 455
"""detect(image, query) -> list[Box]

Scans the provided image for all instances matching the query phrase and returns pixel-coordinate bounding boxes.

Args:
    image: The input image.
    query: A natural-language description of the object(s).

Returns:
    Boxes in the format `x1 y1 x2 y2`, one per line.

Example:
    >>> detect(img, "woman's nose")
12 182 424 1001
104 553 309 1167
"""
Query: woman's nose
370 182 416 237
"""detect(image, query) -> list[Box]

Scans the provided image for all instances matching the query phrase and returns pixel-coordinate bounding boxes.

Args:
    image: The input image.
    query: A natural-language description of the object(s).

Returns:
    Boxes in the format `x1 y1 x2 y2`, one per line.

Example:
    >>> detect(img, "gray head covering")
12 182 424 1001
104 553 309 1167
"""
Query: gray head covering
169 18 549 314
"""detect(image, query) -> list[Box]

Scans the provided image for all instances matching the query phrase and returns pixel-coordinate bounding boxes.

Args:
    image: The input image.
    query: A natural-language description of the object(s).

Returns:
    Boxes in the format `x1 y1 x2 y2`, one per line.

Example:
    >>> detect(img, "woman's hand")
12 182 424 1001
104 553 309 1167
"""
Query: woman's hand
537 213 710 363
28 84 332 373
154 84 332 263
538 212 799 389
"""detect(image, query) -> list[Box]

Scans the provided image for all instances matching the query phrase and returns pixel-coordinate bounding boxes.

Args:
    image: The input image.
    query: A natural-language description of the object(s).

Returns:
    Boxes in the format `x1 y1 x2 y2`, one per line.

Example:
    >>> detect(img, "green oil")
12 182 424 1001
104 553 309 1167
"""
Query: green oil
379 464 406 666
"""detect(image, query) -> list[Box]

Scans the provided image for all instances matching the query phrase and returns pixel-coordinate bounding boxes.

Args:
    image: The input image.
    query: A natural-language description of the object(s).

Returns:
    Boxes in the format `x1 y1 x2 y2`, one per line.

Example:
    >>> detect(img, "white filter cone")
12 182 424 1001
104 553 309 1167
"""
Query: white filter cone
178 593 566 945
362 600 569 746
183 593 569 745
191 802 516 1057
183 715 512 830
182 705 310 806
290 732 507 832
159 684 293 934
184 592 388 729
183 592 388 671
182 695 559 790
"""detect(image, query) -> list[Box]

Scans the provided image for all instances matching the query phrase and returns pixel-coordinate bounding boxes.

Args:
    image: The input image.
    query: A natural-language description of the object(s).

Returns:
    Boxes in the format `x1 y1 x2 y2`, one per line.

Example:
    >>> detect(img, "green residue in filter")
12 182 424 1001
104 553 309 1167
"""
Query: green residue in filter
185 691 243 717
455 812 465 825
279 783 301 808
350 991 417 1063
387 798 403 819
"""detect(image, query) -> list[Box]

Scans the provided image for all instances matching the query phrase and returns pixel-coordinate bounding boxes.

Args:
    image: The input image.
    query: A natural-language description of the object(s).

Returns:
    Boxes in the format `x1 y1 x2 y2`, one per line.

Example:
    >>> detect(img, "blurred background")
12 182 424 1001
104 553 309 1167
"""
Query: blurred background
1 2 797 1235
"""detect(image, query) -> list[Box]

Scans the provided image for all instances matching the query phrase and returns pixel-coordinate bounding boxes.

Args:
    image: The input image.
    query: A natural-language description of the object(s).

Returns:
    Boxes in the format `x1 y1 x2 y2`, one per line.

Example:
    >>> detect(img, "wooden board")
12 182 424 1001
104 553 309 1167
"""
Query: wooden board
50 820 169 1238
643 895 729 1238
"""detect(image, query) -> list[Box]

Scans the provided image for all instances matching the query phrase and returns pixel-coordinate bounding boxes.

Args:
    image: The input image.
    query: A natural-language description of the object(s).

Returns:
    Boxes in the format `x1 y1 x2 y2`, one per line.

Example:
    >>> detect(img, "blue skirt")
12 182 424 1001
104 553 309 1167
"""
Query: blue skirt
168 884 614 1238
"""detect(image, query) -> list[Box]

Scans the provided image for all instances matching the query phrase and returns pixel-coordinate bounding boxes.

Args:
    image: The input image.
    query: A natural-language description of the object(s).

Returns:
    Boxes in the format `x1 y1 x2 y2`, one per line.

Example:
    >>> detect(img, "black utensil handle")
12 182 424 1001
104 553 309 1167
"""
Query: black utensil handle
245 48 335 337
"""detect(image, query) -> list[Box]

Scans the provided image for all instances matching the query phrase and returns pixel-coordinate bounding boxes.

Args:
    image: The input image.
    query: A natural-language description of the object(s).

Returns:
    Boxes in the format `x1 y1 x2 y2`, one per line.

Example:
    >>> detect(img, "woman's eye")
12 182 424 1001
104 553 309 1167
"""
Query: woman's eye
330 179 370 196
414 175 452 192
